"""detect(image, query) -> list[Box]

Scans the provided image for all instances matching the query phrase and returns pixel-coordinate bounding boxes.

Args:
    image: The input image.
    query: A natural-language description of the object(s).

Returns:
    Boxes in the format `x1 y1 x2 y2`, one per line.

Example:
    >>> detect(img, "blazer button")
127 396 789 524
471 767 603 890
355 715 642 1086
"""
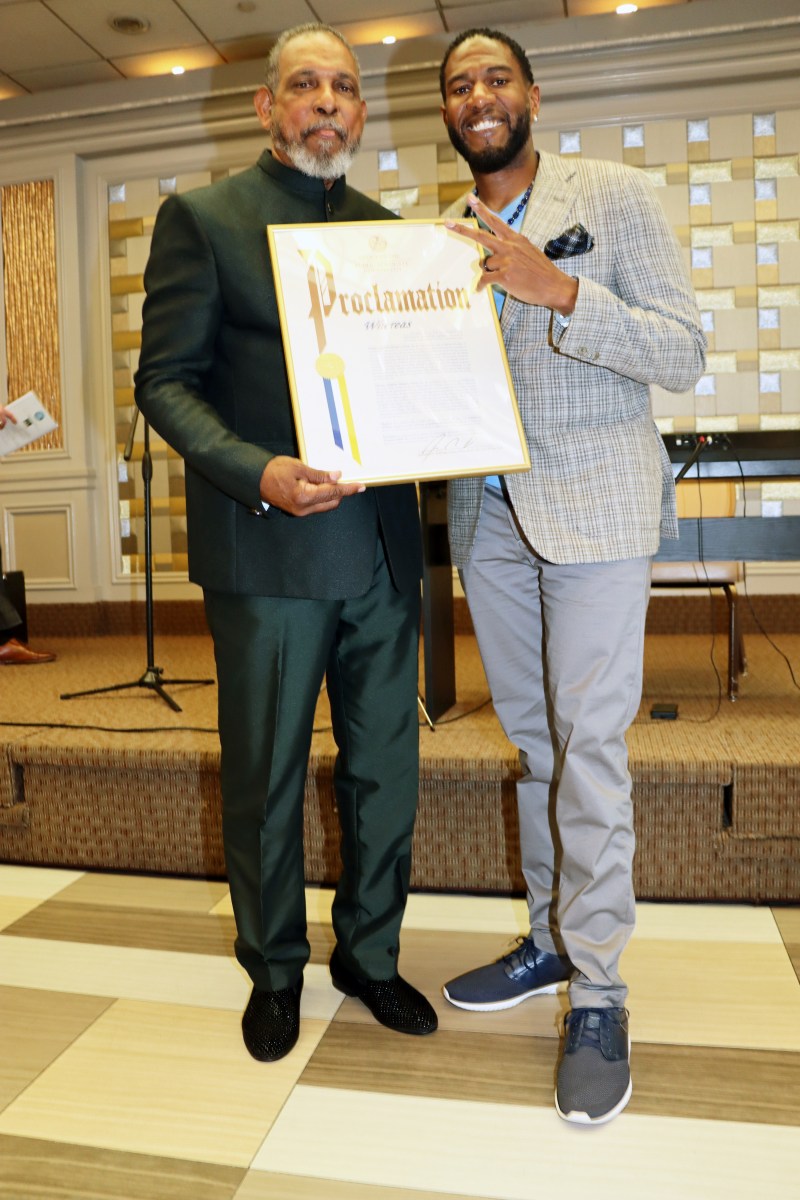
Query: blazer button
327 202 333 215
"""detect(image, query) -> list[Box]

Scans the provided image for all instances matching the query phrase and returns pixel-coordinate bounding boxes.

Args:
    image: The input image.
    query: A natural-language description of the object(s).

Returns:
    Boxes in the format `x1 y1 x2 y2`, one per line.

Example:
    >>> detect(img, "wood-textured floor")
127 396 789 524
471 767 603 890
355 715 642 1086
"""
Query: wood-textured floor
1 867 798 1198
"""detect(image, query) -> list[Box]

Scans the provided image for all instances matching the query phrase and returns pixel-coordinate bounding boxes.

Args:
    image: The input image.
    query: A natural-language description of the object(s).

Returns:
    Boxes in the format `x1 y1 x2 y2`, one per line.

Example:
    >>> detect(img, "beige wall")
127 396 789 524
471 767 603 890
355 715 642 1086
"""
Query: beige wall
0 0 798 604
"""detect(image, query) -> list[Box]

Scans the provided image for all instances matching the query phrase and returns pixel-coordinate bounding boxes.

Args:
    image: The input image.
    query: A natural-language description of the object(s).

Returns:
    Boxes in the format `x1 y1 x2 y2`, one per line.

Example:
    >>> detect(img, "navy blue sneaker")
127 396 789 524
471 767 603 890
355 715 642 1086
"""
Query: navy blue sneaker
556 1007 632 1125
443 937 573 1011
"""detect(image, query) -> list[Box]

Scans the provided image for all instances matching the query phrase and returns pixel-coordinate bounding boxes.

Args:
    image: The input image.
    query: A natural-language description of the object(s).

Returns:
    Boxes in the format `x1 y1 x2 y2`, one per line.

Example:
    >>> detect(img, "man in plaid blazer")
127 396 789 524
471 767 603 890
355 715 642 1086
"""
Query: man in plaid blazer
438 29 706 1124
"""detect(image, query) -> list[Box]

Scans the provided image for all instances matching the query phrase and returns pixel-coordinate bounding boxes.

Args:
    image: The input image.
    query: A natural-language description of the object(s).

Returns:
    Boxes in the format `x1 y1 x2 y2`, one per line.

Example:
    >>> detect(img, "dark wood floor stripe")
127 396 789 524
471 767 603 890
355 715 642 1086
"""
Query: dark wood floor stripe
0 1134 244 1200
2 902 337 963
235 1172 498 1199
301 1022 800 1127
0 986 114 1114
772 909 800 985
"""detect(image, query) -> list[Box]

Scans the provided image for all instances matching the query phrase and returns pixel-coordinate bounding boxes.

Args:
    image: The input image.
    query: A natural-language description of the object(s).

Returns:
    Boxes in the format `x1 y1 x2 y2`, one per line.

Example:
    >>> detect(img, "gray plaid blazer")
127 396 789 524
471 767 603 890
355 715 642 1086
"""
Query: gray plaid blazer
446 151 706 567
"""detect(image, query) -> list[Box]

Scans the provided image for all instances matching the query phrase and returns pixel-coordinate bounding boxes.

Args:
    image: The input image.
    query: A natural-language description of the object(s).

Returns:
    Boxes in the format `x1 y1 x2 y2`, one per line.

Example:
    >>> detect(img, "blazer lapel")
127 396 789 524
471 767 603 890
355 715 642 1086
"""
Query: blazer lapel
501 151 579 336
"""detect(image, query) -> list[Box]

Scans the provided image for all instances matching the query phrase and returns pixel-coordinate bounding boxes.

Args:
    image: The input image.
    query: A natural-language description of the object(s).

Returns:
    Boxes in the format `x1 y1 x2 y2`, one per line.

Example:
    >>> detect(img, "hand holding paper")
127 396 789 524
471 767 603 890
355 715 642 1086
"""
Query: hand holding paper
0 391 58 456
259 455 364 516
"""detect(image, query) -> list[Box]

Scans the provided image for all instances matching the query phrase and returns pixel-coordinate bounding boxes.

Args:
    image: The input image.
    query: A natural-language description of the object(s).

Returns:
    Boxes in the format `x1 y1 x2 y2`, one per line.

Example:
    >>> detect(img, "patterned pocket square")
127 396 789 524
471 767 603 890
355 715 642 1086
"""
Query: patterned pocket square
544 224 594 261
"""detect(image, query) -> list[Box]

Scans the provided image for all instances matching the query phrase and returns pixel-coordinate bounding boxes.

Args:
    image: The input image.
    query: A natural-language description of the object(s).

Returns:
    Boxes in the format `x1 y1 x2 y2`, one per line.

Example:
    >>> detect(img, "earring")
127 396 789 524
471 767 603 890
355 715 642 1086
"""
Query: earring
534 113 539 123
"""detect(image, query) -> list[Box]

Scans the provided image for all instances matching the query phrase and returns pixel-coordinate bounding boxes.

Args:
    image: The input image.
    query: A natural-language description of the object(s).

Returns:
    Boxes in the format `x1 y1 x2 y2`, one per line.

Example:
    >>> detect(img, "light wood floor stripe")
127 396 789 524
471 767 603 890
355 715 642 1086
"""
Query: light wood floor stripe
253 1084 800 1199
0 866 83 900
0 1000 328 1168
0 935 344 1022
1 867 799 1200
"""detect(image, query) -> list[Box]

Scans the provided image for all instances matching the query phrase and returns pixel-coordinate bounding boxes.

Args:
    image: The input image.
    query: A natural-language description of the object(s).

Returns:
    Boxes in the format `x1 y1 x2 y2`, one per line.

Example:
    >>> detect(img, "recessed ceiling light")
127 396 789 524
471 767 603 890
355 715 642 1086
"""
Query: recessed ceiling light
171 65 185 75
616 4 638 12
382 35 397 45
108 15 151 35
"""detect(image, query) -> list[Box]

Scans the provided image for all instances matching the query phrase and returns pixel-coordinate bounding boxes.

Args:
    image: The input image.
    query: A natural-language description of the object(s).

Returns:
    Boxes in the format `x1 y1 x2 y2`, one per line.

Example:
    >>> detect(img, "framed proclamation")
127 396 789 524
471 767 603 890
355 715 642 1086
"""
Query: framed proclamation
267 219 530 485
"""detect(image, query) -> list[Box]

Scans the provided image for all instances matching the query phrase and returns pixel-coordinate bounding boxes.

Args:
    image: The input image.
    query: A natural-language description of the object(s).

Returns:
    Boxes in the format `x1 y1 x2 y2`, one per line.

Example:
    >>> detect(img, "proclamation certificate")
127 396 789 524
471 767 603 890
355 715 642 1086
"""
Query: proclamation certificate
267 220 530 485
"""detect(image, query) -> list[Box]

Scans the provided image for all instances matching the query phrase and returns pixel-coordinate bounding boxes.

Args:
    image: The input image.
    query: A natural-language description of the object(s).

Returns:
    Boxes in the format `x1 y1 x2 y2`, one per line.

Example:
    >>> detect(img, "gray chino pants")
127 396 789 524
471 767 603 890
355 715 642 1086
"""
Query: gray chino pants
461 488 652 1008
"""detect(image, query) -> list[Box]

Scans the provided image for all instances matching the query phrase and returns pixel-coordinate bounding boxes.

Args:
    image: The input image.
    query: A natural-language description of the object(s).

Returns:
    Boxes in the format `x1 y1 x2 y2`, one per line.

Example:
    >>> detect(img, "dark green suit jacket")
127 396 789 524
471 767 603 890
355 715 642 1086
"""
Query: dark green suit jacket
135 150 421 599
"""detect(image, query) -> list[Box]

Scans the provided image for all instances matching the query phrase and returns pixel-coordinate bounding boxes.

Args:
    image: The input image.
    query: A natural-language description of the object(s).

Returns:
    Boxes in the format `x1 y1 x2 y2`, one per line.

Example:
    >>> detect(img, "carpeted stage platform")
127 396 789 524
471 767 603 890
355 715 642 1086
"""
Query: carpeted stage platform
1 629 798 902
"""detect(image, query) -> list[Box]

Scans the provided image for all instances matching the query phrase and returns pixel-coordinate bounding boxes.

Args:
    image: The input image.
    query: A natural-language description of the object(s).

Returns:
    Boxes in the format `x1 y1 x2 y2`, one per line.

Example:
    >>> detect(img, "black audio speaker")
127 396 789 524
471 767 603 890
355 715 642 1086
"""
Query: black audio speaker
1 570 28 643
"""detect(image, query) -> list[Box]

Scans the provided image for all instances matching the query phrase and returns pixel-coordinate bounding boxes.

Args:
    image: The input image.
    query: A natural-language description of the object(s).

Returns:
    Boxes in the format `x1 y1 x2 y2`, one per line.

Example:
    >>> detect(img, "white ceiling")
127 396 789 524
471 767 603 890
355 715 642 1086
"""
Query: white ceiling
0 0 702 101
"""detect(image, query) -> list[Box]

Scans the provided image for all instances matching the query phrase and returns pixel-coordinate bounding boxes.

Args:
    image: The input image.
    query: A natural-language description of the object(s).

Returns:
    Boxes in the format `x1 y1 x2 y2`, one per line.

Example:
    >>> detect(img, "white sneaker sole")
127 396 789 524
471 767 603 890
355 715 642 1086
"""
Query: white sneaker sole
442 979 568 1011
555 1034 633 1125
555 1076 632 1125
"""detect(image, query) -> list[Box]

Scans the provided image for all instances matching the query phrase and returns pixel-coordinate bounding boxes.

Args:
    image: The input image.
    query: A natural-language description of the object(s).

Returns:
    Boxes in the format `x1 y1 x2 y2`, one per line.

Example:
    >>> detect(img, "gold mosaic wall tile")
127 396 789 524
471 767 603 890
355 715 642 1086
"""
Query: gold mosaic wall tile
666 163 690 185
101 100 799 576
762 413 800 429
757 221 800 243
622 146 645 168
755 156 799 178
689 204 712 225
731 158 755 180
758 285 800 307
761 349 800 371
763 482 800 499
753 135 777 160
705 352 738 373
110 275 144 296
640 166 667 188
438 180 469 209
735 286 758 307
691 225 733 247
696 288 736 309
690 161 732 184
687 142 710 163
755 200 779 222
737 350 760 370
108 218 144 239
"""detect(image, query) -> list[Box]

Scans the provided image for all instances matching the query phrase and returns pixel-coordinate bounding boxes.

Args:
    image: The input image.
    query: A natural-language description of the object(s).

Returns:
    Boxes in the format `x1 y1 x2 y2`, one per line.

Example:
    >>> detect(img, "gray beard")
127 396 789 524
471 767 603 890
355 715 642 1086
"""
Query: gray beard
272 122 360 180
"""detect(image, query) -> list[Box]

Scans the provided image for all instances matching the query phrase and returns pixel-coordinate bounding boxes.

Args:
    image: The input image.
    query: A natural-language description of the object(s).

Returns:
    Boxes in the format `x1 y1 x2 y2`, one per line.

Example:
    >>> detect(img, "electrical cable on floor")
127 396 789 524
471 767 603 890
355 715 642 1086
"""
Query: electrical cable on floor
0 718 341 734
0 720 220 733
417 695 493 727
0 703 496 734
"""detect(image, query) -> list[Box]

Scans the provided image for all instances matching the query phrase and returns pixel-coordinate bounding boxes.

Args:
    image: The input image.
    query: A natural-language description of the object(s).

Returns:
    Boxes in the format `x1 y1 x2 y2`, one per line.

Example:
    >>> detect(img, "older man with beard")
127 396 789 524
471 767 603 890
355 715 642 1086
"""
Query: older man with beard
437 28 705 1124
135 23 436 1063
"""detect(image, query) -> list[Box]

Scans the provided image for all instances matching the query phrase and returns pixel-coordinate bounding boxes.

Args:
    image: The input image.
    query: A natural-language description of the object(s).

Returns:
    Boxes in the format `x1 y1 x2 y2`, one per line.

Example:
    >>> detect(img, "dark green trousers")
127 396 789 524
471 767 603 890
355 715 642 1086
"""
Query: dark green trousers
204 539 420 991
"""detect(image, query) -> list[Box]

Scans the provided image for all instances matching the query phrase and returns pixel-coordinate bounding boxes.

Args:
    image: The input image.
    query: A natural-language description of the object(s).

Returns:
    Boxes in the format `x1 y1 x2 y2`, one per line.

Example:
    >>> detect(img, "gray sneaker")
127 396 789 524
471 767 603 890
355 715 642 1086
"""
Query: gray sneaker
443 936 573 1011
555 1007 632 1125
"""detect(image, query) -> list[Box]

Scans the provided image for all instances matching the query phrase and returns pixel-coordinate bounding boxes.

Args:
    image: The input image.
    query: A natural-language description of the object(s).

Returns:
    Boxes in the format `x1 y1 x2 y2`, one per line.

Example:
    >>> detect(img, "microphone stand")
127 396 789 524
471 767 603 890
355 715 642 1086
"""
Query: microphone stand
673 435 708 484
61 408 214 713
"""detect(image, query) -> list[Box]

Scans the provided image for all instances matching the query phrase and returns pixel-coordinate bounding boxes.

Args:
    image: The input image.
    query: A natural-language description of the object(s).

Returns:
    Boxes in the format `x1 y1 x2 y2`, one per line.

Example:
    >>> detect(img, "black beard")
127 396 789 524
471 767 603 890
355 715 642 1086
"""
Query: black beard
447 108 532 174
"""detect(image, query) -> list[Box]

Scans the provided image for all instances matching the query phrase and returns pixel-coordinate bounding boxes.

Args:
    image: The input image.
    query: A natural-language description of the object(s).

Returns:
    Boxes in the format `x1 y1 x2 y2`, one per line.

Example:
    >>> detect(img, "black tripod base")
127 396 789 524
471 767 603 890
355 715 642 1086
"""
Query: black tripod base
61 666 214 714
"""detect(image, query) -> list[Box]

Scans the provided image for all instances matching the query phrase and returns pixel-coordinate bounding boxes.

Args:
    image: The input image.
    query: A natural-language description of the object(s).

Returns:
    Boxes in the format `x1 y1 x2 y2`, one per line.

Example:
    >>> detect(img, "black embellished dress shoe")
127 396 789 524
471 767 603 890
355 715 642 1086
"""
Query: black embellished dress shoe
330 947 438 1036
241 978 303 1062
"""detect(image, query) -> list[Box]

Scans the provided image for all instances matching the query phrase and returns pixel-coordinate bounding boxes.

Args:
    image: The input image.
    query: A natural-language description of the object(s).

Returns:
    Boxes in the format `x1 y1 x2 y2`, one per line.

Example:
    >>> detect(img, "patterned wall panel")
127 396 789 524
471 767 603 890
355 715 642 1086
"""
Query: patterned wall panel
0 179 63 450
106 105 800 574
